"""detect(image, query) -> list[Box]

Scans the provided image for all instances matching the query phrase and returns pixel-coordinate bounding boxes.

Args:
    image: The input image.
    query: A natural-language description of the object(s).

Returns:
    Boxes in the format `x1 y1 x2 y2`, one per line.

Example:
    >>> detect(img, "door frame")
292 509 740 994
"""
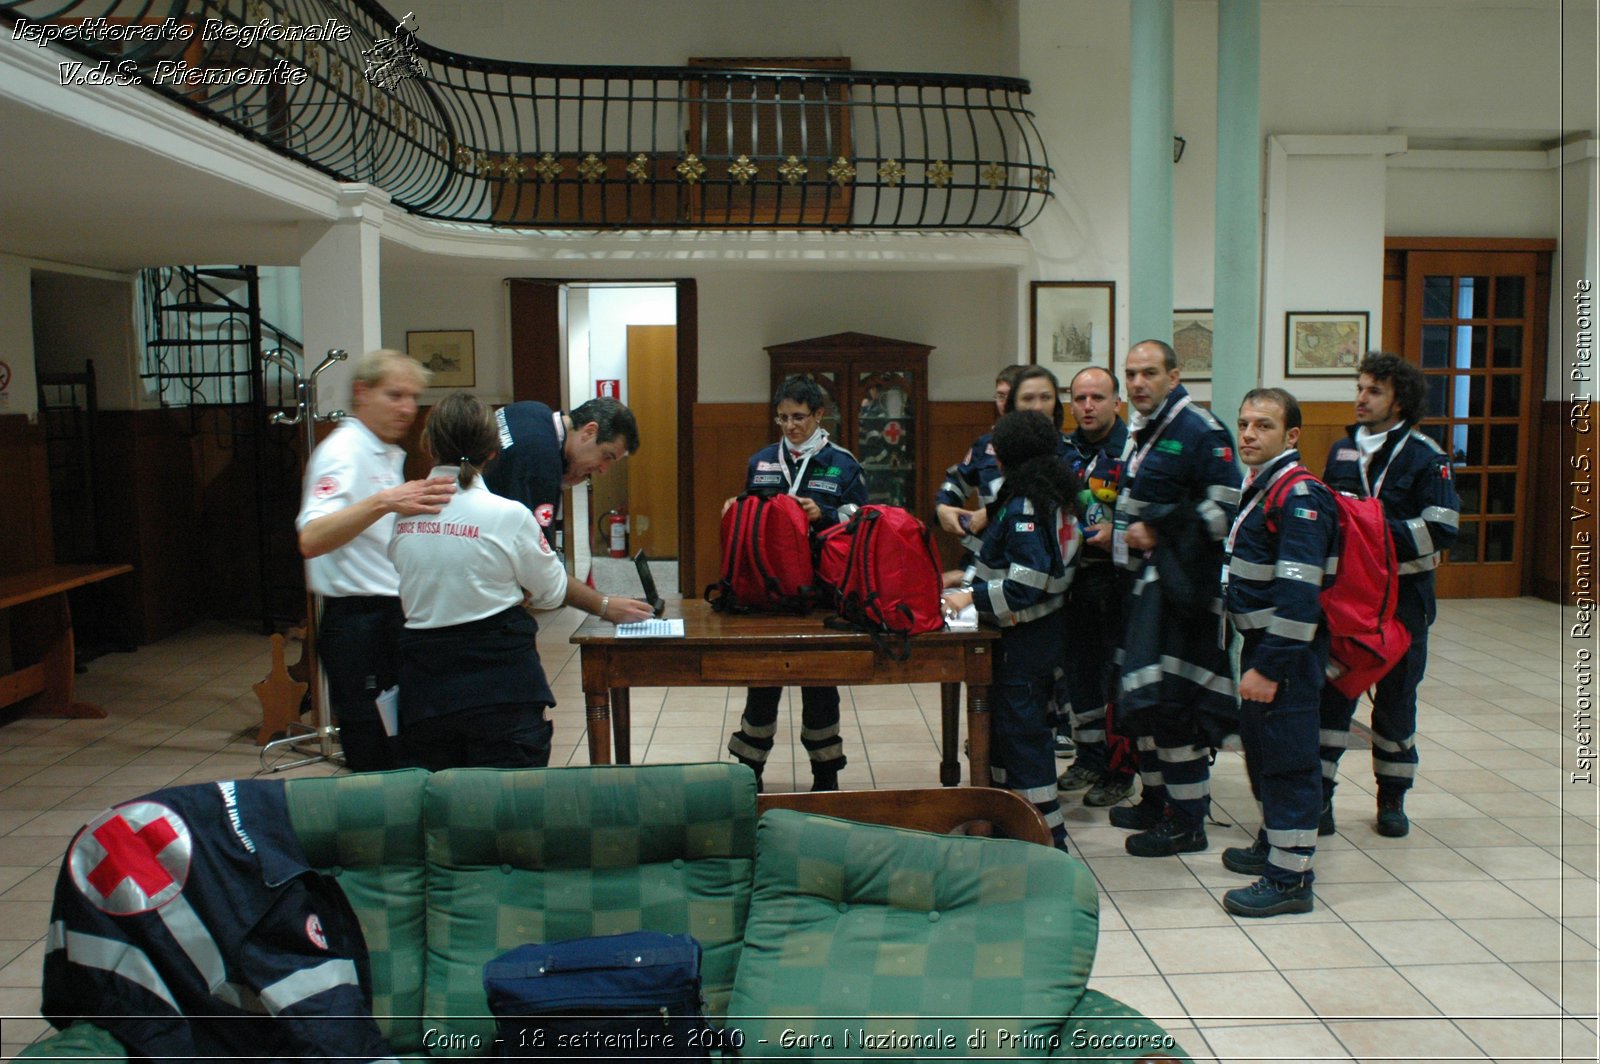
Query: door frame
1384 237 1553 597
508 278 699 594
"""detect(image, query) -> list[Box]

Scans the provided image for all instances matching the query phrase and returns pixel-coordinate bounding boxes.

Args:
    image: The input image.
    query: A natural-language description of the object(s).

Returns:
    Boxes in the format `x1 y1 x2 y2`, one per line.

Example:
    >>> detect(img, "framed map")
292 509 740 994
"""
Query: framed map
1172 309 1213 381
1285 312 1368 378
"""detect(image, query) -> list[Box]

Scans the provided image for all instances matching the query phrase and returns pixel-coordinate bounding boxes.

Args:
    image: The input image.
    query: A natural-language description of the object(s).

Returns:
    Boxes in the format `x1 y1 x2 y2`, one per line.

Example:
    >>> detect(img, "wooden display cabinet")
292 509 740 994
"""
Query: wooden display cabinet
766 331 934 517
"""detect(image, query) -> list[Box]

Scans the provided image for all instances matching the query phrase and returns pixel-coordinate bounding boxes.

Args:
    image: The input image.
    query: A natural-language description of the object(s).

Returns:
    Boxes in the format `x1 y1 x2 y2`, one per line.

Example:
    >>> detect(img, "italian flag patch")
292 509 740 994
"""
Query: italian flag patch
1293 507 1318 521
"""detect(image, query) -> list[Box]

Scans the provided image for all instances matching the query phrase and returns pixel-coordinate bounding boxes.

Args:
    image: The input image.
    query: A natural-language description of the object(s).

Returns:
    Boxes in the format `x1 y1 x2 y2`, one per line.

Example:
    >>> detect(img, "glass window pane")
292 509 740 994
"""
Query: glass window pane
1467 376 1486 418
1450 520 1479 563
1423 276 1453 319
1466 426 1485 466
1458 275 1489 319
1422 325 1451 368
1424 376 1449 418
1485 472 1517 514
1484 521 1515 562
1495 275 1526 318
1455 473 1483 515
1491 375 1522 418
1488 424 1518 466
1458 325 1488 369
1492 325 1524 368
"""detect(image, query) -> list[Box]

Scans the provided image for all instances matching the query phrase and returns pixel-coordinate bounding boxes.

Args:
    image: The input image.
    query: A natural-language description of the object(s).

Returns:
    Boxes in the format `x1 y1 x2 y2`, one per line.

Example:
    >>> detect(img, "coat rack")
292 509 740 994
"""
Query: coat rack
258 348 348 771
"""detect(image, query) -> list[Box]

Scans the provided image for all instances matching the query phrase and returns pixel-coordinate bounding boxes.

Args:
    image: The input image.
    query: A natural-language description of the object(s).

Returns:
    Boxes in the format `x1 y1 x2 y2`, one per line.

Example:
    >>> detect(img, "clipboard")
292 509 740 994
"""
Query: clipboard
633 549 667 618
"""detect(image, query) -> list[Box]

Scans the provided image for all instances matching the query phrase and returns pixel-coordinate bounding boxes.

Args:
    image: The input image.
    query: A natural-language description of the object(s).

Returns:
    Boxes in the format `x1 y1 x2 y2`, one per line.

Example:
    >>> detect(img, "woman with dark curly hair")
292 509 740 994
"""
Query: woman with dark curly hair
942 410 1081 847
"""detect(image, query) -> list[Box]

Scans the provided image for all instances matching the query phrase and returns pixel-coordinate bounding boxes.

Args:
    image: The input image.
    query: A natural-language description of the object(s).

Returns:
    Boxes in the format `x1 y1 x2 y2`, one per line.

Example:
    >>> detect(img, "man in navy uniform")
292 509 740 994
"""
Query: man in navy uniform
1318 353 1459 837
1056 365 1136 808
1110 340 1241 858
1219 388 1338 916
484 396 640 545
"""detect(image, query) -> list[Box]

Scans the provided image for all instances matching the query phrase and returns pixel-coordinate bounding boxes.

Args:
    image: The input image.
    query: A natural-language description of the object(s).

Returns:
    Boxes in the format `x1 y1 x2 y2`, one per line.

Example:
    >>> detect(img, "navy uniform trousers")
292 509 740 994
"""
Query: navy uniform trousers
1240 630 1327 885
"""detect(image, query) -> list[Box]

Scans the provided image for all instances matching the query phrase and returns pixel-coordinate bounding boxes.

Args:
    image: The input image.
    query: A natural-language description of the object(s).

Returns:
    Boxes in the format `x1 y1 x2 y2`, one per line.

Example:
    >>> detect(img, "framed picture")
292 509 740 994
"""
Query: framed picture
1172 308 1214 381
1285 312 1368 378
1031 281 1114 372
406 329 476 387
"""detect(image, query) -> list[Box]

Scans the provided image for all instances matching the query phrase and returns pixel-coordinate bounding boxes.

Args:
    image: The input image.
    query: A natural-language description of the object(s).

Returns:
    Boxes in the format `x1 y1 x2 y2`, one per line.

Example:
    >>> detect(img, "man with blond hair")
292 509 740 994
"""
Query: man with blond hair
297 350 456 771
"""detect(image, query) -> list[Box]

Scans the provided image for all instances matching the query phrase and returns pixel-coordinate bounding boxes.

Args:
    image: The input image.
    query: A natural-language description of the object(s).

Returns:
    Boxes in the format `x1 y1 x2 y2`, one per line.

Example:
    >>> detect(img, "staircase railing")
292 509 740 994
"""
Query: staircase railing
2 0 1053 230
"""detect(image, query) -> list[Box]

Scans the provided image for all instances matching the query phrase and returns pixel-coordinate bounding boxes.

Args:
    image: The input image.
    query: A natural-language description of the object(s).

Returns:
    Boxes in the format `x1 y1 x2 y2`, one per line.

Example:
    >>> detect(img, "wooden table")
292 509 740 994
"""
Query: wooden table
571 599 999 787
0 563 133 719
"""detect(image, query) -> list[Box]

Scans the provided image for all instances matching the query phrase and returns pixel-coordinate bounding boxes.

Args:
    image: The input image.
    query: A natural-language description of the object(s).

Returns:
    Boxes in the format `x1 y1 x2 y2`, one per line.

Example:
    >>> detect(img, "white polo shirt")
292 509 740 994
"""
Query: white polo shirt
388 466 569 629
296 418 406 597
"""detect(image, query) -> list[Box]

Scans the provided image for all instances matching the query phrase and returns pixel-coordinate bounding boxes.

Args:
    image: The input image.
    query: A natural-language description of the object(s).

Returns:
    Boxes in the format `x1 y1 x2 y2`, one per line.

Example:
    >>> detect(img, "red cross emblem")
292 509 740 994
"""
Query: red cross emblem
882 420 904 446
69 802 192 915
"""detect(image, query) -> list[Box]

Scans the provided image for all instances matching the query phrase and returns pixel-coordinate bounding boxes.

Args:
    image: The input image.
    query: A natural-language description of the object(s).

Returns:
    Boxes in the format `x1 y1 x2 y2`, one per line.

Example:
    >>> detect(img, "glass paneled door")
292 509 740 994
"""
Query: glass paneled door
1402 250 1542 597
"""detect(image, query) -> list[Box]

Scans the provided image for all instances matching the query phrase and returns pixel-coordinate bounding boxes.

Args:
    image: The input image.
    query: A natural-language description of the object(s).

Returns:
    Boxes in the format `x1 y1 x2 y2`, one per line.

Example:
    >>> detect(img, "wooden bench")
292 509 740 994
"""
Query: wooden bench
0 563 132 718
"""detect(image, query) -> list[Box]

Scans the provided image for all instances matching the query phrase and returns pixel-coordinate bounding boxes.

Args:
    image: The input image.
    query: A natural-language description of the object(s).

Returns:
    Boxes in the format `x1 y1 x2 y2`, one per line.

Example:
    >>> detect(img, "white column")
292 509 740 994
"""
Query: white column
298 184 388 410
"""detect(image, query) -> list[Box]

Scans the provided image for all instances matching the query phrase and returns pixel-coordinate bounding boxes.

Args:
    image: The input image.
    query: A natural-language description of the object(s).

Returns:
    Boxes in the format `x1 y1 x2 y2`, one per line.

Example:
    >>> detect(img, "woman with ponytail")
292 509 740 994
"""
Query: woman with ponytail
387 392 568 770
940 410 1081 847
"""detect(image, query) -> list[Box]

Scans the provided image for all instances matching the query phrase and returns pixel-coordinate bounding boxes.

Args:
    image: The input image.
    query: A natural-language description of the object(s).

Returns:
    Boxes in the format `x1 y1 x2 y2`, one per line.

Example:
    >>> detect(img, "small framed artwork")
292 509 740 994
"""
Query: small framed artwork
1285 312 1368 378
1172 308 1214 381
406 329 476 387
1031 281 1114 372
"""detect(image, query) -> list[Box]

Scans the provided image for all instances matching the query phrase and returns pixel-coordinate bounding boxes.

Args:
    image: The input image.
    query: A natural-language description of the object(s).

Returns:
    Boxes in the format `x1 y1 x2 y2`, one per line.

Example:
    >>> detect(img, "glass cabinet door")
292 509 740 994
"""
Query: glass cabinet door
855 368 914 507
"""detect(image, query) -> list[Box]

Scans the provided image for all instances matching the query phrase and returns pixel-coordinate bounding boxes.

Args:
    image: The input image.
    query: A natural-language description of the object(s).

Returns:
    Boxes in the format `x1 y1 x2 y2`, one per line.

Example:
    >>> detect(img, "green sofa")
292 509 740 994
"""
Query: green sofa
23 763 1187 1061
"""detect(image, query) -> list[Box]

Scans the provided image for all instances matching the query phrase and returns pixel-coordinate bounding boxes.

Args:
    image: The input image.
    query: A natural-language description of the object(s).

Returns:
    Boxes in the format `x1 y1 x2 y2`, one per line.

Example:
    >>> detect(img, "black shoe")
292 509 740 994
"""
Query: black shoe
1221 835 1269 876
1318 799 1336 837
1108 794 1166 831
1057 762 1101 792
1377 787 1409 837
735 756 765 794
1053 732 1076 759
810 768 839 793
1125 814 1207 858
1223 876 1314 918
1084 775 1135 808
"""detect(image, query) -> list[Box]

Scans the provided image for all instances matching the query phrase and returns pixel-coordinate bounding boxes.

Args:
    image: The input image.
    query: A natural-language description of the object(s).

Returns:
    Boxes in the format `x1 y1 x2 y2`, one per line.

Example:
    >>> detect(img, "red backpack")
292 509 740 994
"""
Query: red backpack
1264 471 1412 699
706 493 817 613
820 505 944 659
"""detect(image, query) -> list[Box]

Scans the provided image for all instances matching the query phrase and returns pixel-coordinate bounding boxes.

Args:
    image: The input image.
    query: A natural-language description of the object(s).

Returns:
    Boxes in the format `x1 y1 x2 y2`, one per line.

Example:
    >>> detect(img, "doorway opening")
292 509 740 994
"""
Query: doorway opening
507 278 696 593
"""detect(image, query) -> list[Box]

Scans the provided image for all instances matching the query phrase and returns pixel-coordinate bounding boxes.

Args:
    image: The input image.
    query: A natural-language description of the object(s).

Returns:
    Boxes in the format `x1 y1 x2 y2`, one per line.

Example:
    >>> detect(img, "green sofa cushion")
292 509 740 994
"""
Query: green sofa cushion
286 768 431 1054
728 809 1098 1059
419 763 758 1056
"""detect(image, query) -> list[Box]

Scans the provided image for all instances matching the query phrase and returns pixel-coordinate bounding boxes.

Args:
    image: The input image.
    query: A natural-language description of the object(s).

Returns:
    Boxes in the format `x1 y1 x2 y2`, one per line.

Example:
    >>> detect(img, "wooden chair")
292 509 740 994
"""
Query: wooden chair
757 786 1053 846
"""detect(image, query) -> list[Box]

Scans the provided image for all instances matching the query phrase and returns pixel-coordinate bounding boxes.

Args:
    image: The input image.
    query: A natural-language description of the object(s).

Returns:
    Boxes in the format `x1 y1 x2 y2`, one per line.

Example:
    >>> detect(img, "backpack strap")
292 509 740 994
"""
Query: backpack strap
1261 468 1318 536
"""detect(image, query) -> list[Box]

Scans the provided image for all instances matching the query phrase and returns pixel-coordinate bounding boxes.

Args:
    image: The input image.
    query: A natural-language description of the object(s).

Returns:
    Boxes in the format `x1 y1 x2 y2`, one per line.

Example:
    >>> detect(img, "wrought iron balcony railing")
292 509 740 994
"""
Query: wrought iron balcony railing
3 0 1053 230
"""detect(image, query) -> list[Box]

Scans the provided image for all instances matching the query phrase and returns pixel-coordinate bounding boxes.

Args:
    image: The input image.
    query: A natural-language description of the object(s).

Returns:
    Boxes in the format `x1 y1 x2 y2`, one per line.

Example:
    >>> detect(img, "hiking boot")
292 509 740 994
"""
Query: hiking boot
1376 787 1409 837
1222 835 1269 876
1318 799 1336 837
1223 877 1315 918
735 756 765 794
1084 775 1136 808
810 768 839 793
1108 793 1166 831
1057 762 1101 792
1125 814 1208 858
1053 732 1076 759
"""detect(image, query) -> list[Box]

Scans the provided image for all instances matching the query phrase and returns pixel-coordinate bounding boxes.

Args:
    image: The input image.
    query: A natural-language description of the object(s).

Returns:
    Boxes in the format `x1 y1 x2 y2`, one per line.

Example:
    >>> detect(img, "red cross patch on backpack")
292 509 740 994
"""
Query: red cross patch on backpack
1264 472 1412 699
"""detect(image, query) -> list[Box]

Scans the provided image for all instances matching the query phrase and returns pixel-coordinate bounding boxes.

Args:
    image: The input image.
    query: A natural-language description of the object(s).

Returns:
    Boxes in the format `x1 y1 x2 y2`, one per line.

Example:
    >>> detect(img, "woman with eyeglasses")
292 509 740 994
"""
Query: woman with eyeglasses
723 374 867 792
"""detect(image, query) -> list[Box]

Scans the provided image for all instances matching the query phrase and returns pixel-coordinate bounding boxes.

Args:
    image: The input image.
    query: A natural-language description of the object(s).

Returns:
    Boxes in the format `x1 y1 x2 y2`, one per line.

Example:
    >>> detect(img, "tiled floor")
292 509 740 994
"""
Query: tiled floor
0 596 1595 1061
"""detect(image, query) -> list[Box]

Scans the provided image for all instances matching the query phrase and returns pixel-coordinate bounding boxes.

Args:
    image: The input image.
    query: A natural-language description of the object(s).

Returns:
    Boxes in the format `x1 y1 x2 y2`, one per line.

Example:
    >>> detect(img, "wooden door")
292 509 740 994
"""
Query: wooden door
1398 248 1545 598
626 325 679 556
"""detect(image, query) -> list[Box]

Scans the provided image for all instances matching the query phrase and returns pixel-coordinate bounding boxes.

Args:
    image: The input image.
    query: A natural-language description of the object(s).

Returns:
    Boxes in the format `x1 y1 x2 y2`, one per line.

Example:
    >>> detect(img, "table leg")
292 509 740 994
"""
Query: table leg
966 682 992 788
611 688 632 765
585 688 613 765
12 593 106 719
939 682 961 787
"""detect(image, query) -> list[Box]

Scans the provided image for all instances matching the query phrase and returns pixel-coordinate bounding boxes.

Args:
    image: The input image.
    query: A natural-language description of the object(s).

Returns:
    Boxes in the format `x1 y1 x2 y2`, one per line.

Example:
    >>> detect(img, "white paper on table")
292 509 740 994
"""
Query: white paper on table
616 618 686 638
943 601 979 630
375 685 401 736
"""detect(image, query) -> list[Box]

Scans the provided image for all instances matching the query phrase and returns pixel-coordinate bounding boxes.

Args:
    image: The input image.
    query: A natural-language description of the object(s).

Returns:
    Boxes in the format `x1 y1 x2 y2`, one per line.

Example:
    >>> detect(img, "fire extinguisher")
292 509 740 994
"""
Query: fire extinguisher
602 509 628 558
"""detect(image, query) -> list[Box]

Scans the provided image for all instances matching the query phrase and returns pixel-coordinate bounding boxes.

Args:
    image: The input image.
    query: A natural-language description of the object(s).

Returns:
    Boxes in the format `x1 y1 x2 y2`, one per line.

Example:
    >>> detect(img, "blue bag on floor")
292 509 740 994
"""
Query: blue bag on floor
484 931 715 1060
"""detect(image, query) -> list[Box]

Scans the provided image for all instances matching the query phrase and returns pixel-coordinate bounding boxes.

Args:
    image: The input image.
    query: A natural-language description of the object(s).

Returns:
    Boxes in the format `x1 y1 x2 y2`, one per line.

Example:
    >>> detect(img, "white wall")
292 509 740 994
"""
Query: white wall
0 256 37 416
586 286 677 406
379 271 512 403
